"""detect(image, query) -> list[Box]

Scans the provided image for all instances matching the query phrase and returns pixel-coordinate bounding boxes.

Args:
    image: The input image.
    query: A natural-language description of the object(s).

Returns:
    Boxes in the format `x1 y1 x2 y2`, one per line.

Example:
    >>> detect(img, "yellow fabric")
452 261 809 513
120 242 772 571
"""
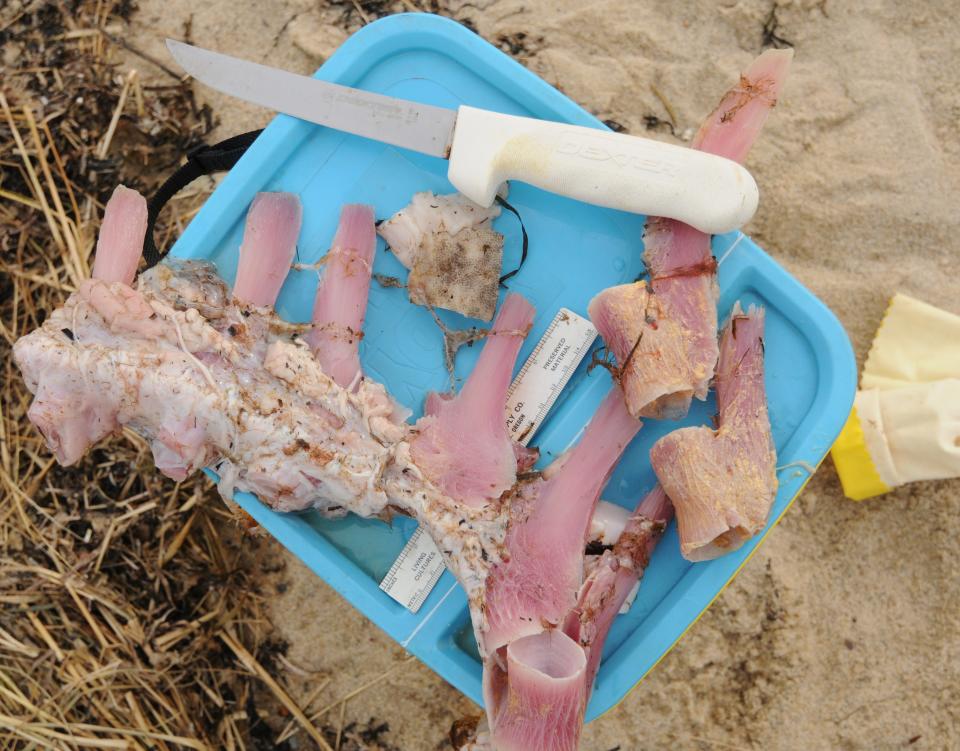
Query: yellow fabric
832 293 960 500
831 406 891 501
861 293 960 390
874 379 960 485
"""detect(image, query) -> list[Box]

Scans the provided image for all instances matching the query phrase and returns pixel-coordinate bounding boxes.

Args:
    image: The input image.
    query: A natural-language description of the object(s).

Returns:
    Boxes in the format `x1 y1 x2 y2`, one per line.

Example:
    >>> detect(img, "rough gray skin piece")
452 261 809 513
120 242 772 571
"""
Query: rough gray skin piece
378 190 505 321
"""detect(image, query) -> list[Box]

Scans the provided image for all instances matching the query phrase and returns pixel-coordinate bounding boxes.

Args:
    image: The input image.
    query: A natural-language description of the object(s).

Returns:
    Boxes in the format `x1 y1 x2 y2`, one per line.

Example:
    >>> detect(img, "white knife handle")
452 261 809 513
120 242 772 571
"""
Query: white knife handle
446 106 758 234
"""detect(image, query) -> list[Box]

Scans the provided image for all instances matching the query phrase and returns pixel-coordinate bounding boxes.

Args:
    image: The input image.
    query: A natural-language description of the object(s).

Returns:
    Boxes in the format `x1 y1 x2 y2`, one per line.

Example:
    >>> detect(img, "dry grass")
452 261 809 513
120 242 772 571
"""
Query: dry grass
1 3 415 748
0 2 364 749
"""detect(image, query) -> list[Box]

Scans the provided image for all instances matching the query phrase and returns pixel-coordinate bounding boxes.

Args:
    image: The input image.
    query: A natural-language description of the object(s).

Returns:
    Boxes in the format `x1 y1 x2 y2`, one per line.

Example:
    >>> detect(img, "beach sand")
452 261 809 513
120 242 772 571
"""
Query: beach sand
123 1 960 747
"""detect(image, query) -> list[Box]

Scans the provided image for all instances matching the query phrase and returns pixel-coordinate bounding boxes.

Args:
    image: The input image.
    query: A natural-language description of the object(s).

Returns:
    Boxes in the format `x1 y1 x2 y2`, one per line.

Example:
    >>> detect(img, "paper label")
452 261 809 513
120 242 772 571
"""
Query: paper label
379 526 446 613
380 307 597 612
504 308 598 446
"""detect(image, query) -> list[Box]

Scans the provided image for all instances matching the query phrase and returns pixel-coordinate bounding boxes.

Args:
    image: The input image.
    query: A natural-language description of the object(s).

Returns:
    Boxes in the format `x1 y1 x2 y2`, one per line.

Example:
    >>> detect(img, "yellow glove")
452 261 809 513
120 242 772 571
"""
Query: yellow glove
831 294 960 501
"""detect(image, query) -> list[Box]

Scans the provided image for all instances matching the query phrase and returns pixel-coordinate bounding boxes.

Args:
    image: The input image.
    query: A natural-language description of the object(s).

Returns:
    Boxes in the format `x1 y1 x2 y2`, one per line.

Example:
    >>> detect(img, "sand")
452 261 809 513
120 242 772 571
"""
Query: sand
122 1 960 748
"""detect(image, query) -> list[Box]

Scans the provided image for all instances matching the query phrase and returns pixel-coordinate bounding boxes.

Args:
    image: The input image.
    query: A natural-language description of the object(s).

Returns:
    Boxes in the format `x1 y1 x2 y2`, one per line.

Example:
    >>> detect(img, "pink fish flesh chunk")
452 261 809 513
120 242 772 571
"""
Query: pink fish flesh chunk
564 485 673 692
481 485 670 751
305 204 377 388
232 192 302 307
423 389 540 475
91 185 148 285
380 295 538 615
483 630 588 751
650 303 777 561
410 293 534 508
27 185 149 463
482 388 641 654
590 49 792 421
13 186 539 597
25 378 119 467
691 50 794 163
14 189 404 513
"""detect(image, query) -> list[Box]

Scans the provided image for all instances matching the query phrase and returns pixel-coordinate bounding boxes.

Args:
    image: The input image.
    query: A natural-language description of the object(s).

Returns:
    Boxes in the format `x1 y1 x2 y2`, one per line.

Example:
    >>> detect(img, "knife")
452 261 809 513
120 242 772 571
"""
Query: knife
166 39 758 234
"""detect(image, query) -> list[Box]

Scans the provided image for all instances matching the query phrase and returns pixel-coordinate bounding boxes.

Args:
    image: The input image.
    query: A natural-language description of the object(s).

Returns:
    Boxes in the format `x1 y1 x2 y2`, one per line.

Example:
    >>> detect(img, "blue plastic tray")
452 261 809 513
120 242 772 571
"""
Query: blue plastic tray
171 13 856 721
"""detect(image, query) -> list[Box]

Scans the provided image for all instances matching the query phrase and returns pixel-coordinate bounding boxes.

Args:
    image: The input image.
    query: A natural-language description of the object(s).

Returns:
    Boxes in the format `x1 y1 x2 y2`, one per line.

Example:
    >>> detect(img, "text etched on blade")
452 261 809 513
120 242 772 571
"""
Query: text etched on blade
330 90 421 125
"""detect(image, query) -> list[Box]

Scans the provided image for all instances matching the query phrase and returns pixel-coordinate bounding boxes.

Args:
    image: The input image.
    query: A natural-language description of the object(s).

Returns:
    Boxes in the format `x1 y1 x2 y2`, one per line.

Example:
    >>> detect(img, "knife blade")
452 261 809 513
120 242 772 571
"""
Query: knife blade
166 39 759 234
166 39 456 158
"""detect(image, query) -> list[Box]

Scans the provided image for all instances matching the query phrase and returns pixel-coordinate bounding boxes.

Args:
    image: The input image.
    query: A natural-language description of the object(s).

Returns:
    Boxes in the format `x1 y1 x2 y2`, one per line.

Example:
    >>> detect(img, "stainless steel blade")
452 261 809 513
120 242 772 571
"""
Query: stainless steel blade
166 39 458 158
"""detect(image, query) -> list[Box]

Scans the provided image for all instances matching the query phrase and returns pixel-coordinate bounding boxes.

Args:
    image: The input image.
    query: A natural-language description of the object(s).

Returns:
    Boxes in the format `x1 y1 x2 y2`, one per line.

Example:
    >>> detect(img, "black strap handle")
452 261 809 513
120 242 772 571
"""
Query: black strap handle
143 129 263 268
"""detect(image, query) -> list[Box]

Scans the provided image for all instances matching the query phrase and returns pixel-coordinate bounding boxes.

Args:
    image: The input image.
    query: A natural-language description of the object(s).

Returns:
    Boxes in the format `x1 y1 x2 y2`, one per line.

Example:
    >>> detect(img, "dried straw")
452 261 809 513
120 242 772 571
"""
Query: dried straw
0 2 349 748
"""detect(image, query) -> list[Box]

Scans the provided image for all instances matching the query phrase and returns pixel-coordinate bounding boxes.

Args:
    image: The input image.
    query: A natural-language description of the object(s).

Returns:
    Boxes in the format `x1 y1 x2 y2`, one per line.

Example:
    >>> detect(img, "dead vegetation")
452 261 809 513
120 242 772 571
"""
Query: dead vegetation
0 2 400 748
